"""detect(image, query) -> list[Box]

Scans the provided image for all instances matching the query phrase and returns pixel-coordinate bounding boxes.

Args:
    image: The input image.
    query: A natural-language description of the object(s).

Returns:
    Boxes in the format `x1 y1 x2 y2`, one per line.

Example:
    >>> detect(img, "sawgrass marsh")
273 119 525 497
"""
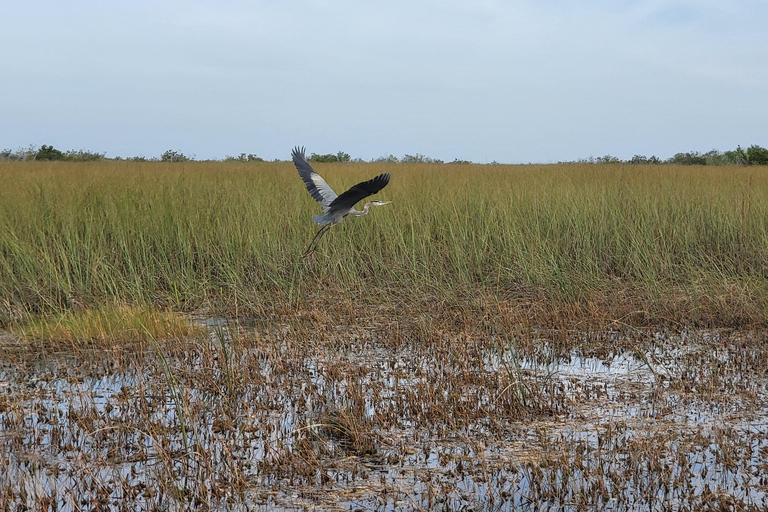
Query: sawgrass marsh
1 160 766 328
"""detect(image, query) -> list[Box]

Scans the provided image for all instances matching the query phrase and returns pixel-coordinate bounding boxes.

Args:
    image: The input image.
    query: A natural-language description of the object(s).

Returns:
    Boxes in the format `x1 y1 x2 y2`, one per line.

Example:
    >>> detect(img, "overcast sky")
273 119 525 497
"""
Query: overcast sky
2 1 766 163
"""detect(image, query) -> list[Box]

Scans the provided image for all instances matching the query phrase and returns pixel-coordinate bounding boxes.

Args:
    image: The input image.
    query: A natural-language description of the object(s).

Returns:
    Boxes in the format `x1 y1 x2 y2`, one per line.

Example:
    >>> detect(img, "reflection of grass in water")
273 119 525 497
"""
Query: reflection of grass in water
1 316 766 510
1 160 767 326
13 302 197 349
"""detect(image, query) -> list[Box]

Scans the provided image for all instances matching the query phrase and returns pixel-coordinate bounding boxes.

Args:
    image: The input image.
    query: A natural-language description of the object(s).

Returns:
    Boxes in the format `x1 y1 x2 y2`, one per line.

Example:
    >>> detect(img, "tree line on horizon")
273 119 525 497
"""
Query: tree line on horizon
574 145 768 166
2 144 768 166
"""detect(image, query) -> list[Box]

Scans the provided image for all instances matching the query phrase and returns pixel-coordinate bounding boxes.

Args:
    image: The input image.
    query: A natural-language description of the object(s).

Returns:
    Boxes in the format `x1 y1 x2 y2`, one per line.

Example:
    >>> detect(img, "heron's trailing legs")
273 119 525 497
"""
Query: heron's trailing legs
303 224 333 257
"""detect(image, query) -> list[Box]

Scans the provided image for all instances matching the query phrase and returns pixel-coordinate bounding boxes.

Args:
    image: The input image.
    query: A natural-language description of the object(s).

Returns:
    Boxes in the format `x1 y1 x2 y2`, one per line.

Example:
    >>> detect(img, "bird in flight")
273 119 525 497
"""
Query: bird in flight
292 146 391 257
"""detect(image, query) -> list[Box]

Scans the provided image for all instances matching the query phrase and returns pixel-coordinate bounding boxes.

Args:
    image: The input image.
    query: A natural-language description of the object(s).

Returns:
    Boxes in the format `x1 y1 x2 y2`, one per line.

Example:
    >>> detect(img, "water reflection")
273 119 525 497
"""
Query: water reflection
1 323 766 511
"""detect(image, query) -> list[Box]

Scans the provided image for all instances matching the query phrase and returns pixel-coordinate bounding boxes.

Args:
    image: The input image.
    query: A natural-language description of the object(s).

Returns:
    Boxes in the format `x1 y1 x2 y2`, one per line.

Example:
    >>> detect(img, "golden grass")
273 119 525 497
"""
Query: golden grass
10 302 198 351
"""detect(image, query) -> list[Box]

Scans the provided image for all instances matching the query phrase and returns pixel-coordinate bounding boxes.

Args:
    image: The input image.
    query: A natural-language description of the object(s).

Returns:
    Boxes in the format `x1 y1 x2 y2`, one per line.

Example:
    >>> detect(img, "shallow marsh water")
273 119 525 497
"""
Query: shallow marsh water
1 321 767 511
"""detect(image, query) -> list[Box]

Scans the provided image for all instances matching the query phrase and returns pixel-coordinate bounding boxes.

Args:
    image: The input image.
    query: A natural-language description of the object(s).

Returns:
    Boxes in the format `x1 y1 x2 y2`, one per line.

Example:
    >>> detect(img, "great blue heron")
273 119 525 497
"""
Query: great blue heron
292 146 391 257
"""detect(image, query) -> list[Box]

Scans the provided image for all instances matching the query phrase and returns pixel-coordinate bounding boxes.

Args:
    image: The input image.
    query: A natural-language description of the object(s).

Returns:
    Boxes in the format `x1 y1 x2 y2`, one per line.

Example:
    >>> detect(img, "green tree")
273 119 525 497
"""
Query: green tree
310 152 344 163
225 153 264 162
595 155 621 164
746 145 768 165
723 146 747 165
667 152 707 165
161 150 188 162
402 153 443 164
702 150 727 166
629 155 662 165
35 145 65 161
309 151 351 163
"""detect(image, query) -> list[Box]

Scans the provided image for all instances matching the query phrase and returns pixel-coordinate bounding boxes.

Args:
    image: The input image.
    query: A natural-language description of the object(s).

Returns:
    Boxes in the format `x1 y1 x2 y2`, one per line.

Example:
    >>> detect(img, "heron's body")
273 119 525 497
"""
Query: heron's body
312 201 381 226
292 146 391 256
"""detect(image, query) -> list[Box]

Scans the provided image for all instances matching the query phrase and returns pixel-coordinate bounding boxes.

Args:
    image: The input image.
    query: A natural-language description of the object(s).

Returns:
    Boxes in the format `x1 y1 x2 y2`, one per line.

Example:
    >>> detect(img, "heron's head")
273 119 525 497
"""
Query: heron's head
369 200 392 207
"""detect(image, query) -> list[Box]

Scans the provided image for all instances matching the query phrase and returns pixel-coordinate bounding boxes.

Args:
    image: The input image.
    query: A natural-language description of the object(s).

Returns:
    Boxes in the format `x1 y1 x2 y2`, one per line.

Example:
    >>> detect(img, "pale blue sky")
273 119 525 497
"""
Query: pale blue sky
2 1 766 162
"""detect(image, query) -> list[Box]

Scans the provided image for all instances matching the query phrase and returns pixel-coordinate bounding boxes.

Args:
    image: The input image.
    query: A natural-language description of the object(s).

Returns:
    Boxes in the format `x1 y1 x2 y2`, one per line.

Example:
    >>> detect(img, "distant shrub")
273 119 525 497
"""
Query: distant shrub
723 146 747 166
309 152 351 163
595 155 621 164
628 155 662 165
310 153 336 163
3 146 105 161
225 153 264 162
402 153 443 164
575 155 621 164
746 145 768 165
700 150 728 166
35 145 66 161
0 147 37 161
65 149 106 161
667 152 707 165
161 150 188 162
372 154 400 164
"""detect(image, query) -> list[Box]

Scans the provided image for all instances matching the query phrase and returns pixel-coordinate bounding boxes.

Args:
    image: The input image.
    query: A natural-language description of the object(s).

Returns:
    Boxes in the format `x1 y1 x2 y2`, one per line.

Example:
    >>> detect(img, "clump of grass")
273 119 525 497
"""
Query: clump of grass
11 302 197 351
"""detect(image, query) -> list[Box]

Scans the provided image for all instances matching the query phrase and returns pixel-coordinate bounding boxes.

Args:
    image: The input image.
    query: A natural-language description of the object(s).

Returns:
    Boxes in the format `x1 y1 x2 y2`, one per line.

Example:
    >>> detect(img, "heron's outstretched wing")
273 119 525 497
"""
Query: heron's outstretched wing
292 146 337 211
329 173 391 215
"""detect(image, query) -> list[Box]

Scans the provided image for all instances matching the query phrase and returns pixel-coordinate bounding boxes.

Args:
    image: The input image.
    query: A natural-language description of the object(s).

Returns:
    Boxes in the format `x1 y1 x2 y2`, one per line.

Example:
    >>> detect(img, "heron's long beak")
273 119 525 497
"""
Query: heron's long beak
382 200 392 205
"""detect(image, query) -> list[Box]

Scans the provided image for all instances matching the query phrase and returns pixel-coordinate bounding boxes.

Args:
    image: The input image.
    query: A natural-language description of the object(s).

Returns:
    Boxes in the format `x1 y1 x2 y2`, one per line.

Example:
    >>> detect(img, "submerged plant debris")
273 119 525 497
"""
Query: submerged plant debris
1 315 767 511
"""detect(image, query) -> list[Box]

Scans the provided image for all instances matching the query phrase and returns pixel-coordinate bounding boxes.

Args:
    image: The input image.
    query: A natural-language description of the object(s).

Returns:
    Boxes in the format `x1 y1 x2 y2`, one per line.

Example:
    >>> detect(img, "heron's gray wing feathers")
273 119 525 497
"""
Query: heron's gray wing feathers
292 146 337 211
329 173 391 214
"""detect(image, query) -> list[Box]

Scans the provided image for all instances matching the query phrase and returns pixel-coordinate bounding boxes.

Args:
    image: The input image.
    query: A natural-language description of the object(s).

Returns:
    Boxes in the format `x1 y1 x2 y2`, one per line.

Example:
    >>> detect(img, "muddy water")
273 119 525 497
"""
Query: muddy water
1 323 767 511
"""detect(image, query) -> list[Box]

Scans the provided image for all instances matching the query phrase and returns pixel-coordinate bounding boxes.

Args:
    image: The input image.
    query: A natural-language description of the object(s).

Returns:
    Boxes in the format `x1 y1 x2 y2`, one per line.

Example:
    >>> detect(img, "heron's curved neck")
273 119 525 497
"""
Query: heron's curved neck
348 203 373 216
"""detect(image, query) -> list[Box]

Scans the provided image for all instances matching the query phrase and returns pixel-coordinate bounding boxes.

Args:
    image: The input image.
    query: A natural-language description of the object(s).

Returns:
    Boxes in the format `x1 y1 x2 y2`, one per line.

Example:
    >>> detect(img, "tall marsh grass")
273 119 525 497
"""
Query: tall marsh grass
1 160 766 326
